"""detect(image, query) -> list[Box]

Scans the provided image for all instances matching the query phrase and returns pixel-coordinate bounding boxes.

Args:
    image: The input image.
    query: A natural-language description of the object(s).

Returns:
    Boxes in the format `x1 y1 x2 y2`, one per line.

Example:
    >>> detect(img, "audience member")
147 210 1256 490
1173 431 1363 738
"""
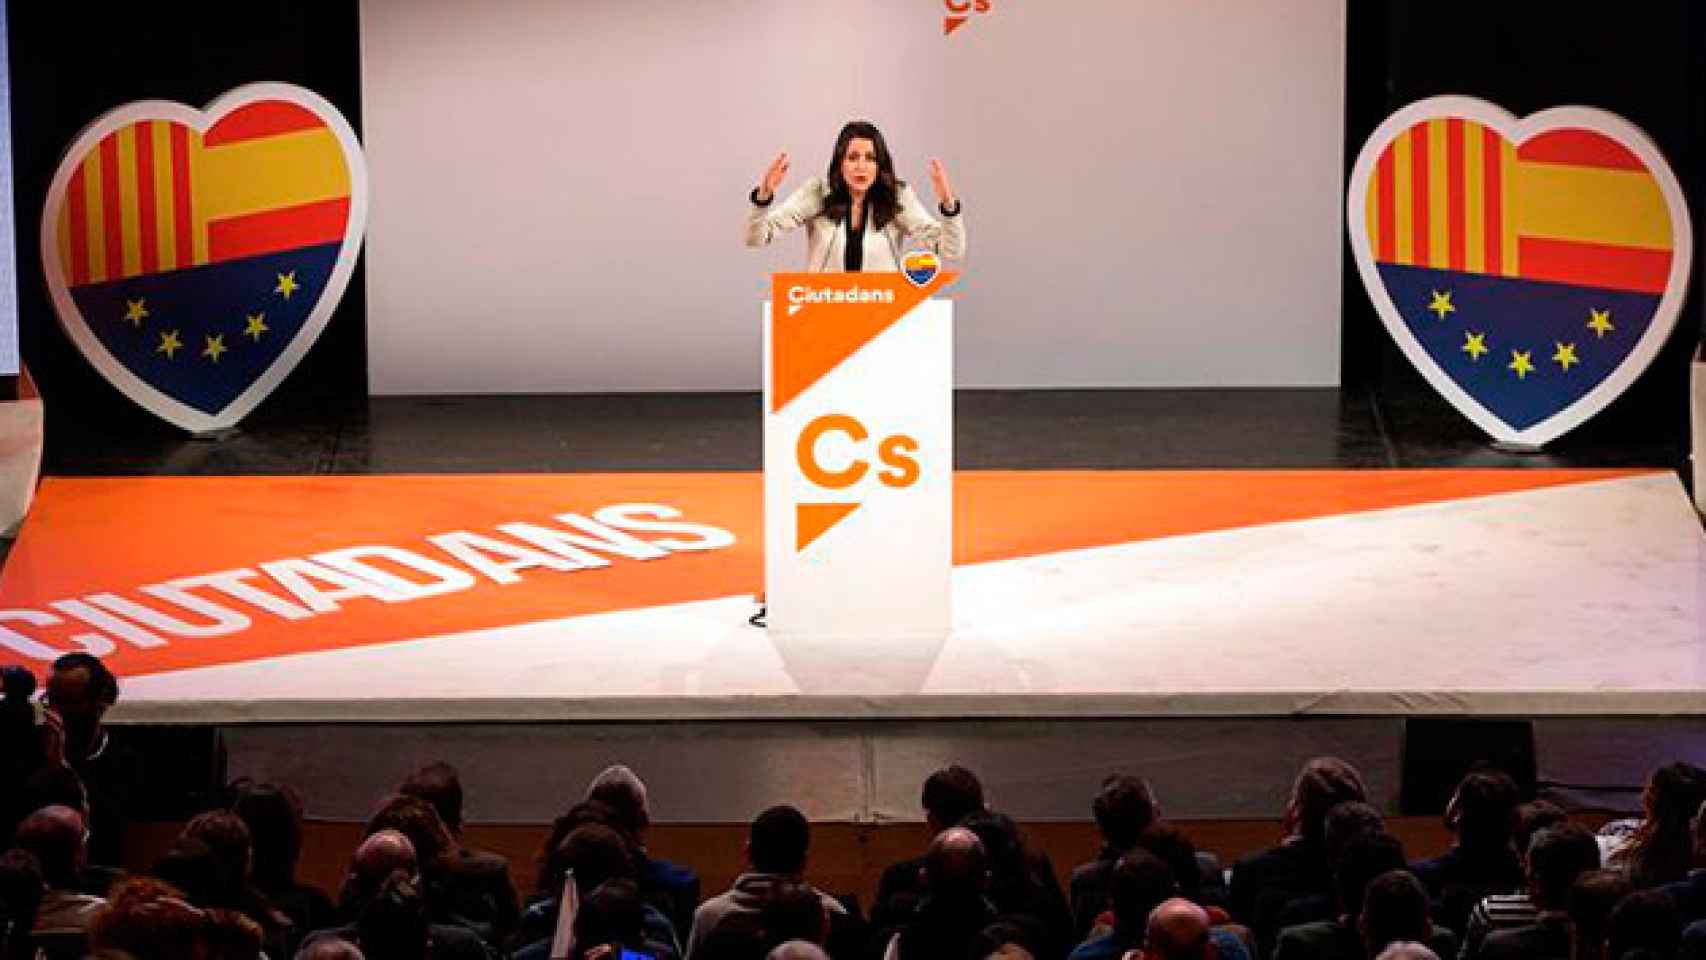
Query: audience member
86 876 216 960
518 823 681 960
1272 831 1409 960
12 805 104 943
182 808 295 954
13 765 122 898
231 780 338 942
887 827 997 960
1612 764 1706 890
588 765 702 938
975 919 1046 960
1604 889 1680 960
964 810 1073 960
1375 945 1440 960
1470 824 1599 960
873 765 989 930
1408 771 1524 935
686 805 854 960
400 760 522 942
0 667 45 840
1144 898 1216 960
1230 758 1368 945
769 941 831 960
1360 871 1454 960
296 936 367 960
1069 850 1177 960
1681 921 1706 960
1071 776 1161 938
0 849 45 960
1457 802 1570 957
1566 871 1633 960
1274 801 1388 932
566 878 679 960
308 833 488 960
38 654 143 870
1659 800 1706 927
362 791 501 943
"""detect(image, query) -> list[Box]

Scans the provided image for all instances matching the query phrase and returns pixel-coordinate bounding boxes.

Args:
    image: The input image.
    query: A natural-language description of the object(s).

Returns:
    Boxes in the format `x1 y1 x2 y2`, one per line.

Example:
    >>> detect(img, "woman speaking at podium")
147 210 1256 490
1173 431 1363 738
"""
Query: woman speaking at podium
745 120 965 271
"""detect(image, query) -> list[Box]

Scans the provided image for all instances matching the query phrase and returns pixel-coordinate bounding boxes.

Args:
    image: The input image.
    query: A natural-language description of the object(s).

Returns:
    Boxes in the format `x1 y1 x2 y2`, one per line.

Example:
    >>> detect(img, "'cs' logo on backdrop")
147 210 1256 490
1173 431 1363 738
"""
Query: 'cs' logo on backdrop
944 0 991 37
40 82 369 433
1347 96 1692 448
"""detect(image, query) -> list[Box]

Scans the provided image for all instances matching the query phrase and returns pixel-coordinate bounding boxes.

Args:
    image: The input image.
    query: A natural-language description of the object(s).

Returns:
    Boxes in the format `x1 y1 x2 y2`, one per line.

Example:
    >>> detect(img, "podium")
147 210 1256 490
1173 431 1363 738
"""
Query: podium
763 270 957 641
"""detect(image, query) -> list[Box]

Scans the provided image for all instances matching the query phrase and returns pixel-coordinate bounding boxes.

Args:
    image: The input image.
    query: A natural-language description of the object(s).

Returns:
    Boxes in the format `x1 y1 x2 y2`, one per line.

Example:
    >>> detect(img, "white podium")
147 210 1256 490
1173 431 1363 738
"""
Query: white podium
762 270 957 641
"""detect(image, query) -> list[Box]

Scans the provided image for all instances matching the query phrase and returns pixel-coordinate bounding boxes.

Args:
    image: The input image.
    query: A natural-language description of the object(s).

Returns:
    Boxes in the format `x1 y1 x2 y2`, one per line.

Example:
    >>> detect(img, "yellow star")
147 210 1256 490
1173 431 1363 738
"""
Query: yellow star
156 329 183 359
1508 349 1535 380
1427 290 1455 320
123 298 149 326
202 333 227 363
1586 308 1614 338
243 312 269 341
1552 341 1579 372
1461 331 1489 362
274 271 300 299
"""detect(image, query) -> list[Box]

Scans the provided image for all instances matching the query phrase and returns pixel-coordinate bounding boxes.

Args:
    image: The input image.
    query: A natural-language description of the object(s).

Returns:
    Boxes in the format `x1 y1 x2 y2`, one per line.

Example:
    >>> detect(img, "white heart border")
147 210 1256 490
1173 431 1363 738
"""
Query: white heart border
38 82 370 433
1345 95 1693 447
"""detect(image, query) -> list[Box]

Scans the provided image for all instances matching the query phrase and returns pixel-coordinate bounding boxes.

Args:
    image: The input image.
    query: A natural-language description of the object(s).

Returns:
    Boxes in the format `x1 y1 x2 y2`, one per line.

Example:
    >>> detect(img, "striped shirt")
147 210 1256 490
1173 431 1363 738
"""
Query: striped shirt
1460 893 1541 960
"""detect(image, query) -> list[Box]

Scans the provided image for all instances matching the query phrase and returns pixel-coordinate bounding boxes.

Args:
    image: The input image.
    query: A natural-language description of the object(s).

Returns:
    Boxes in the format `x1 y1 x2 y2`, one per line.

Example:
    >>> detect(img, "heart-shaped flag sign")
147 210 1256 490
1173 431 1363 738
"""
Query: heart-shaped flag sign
1347 96 1692 447
39 82 368 433
902 249 940 287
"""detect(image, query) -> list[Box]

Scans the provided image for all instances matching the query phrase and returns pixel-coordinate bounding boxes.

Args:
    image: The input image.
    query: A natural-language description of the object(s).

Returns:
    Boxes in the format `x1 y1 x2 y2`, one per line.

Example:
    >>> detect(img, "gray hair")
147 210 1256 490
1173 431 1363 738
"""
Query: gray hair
767 941 831 960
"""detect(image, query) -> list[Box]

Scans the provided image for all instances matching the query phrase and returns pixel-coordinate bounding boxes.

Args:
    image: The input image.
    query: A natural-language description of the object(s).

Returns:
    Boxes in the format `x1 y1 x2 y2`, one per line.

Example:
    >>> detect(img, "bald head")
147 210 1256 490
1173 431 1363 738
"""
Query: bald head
1374 944 1440 960
351 829 417 883
13 805 86 888
297 936 368 960
1145 898 1213 960
923 826 988 898
766 941 831 960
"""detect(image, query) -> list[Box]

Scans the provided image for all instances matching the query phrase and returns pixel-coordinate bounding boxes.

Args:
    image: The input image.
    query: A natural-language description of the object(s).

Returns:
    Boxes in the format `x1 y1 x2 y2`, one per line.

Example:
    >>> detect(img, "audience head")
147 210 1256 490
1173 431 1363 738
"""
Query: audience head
1143 897 1213 960
961 810 1032 902
151 835 224 907
230 781 307 891
1607 889 1680 960
1135 822 1203 904
922 826 989 901
1374 945 1441 960
1446 769 1521 852
1093 775 1159 850
1111 849 1178 933
537 800 638 895
573 878 648 957
199 907 266 960
351 830 419 886
767 942 831 960
759 879 828 947
363 793 454 876
1525 824 1600 910
1515 800 1568 860
1568 870 1634 960
0 849 45 952
1285 757 1368 843
1623 762 1706 888
749 805 811 876
1359 870 1433 954
971 920 1042 960
182 809 254 886
546 823 637 899
45 652 118 749
88 876 206 960
19 765 89 822
1335 832 1408 919
399 761 466 836
12 804 86 889
586 765 651 837
296 937 367 960
1324 801 1386 863
922 765 986 832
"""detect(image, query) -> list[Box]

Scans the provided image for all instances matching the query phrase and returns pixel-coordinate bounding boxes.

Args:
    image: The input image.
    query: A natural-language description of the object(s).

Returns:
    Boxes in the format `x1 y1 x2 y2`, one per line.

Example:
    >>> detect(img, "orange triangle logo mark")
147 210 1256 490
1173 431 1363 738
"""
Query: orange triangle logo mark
771 271 956 413
797 501 860 552
944 15 969 35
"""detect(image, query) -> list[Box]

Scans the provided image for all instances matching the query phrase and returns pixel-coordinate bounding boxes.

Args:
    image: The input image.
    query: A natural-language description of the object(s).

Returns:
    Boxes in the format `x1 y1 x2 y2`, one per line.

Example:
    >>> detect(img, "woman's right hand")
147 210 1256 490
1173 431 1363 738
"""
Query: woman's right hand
757 151 789 204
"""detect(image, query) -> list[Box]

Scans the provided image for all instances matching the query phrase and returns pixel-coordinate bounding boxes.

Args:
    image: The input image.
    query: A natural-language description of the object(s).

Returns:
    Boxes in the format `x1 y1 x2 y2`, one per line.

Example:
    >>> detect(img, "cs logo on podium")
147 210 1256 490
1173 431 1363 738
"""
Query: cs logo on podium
795 412 921 552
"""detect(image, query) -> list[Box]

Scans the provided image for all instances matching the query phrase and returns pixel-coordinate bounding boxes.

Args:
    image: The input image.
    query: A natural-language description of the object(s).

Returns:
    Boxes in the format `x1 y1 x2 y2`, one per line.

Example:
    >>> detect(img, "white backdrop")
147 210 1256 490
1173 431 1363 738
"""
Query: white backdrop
359 0 1346 392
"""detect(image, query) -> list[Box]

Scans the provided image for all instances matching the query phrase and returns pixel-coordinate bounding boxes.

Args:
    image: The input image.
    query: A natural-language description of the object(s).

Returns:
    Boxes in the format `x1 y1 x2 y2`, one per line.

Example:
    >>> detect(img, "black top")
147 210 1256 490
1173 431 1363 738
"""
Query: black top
844 207 866 272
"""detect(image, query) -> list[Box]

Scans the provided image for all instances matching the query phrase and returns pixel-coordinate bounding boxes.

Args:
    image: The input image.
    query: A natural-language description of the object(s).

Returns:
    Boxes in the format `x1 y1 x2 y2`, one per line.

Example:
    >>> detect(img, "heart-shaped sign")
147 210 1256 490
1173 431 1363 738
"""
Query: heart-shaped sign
39 82 368 433
1347 96 1692 447
902 249 940 287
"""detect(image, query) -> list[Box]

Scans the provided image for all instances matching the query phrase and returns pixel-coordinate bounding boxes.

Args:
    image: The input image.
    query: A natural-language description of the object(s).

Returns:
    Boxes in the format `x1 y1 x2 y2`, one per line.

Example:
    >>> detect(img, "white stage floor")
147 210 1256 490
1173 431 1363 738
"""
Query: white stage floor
101 470 1704 722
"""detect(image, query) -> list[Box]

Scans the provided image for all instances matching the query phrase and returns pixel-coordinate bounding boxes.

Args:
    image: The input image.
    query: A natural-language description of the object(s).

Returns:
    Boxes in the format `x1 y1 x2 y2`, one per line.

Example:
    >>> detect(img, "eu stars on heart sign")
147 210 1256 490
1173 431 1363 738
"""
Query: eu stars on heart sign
40 83 369 433
1347 96 1692 448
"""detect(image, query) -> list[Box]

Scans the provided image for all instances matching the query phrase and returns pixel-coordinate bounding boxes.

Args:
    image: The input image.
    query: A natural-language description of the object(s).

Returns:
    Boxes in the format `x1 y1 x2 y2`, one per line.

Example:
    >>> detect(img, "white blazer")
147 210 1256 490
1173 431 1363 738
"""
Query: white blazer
744 175 966 272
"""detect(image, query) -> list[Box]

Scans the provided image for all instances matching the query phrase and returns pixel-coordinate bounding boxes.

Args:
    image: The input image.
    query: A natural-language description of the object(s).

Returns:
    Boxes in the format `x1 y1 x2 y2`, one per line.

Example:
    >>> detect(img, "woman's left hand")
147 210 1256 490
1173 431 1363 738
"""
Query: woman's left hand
928 158 956 208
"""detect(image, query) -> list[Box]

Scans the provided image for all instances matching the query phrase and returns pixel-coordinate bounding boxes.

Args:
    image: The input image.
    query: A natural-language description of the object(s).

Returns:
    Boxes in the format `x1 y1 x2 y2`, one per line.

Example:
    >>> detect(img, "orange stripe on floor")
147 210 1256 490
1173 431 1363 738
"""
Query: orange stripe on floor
0 469 1651 678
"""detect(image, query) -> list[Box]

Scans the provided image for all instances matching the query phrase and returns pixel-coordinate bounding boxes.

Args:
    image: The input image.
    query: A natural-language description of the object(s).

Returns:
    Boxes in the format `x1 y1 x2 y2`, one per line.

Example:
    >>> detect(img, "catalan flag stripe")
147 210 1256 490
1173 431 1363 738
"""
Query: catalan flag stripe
135 122 159 275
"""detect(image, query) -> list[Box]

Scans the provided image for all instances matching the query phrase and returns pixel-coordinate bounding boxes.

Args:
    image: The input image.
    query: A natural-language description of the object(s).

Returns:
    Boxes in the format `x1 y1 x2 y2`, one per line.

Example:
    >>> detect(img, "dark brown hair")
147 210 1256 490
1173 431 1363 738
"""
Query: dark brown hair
822 120 904 231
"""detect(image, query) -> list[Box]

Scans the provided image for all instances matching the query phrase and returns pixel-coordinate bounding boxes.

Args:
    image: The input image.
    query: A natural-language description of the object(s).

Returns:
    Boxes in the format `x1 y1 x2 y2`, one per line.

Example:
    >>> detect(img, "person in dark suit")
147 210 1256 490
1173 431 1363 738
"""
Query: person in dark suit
871 765 990 933
1070 775 1160 940
400 761 521 944
1407 772 1525 936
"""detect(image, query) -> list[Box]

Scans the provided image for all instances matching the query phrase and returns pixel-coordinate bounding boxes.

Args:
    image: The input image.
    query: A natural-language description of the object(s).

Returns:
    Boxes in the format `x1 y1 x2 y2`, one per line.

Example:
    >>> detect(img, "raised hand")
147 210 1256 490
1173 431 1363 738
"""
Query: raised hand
928 157 956 208
758 152 789 203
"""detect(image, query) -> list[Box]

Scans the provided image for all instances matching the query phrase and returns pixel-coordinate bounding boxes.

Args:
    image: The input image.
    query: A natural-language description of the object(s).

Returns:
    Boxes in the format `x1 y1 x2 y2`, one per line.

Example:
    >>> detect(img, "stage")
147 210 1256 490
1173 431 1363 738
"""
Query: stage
6 390 1703 822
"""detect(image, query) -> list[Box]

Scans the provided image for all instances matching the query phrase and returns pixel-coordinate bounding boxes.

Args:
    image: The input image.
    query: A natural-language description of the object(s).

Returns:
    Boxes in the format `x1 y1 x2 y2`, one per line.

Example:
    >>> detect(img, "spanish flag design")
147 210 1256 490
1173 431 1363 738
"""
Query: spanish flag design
43 85 365 428
1355 102 1688 437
